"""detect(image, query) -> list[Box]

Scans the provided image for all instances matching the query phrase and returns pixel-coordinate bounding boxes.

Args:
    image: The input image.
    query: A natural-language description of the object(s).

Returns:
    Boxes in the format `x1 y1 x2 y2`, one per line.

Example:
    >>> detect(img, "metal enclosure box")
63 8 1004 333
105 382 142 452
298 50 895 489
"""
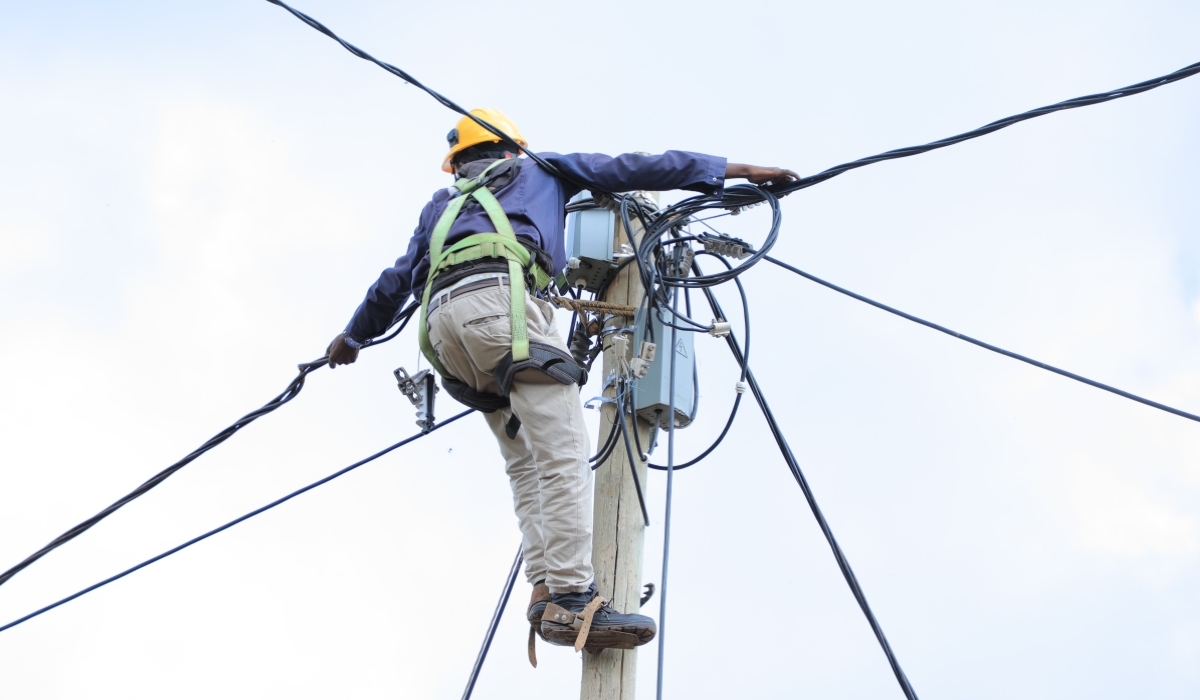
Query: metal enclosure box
634 310 696 430
562 193 617 292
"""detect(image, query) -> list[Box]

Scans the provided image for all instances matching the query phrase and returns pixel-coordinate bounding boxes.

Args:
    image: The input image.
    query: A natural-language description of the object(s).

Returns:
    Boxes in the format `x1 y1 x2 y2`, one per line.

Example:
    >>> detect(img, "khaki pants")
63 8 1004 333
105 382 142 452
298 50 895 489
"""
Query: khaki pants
427 274 594 594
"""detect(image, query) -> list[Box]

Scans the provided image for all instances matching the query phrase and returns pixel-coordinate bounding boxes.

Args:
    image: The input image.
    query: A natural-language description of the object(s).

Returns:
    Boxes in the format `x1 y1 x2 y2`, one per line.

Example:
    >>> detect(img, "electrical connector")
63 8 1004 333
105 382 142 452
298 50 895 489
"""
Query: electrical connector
708 320 731 337
629 341 657 378
610 334 629 359
697 232 754 260
667 243 694 277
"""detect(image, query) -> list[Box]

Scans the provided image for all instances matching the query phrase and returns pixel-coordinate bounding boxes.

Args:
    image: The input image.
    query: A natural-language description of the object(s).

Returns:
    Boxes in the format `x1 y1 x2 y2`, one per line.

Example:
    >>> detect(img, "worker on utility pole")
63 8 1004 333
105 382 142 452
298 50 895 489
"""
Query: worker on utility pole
324 108 796 656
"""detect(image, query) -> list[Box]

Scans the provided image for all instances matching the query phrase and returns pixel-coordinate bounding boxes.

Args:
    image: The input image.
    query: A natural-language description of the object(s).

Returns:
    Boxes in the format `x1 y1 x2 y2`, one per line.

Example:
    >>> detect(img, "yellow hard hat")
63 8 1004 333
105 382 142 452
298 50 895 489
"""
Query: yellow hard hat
442 108 528 173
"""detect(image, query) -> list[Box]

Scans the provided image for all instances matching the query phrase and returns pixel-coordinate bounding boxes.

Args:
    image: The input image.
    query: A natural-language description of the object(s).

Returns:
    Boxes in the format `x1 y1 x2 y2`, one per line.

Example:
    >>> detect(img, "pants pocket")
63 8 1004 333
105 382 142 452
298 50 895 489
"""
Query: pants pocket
464 313 509 327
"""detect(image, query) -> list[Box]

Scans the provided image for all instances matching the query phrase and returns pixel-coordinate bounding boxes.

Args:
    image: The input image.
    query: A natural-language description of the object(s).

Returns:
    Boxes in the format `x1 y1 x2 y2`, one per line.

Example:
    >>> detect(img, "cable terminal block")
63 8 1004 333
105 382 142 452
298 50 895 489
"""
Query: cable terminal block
630 341 657 378
697 232 754 260
610 334 629 360
708 320 732 338
394 366 439 433
666 242 694 277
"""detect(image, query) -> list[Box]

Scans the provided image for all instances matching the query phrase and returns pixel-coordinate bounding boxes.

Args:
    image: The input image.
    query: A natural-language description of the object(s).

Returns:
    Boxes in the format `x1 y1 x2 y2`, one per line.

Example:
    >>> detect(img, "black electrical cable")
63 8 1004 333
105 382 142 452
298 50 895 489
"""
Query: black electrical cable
637 184 783 293
0 409 474 635
626 61 1200 326
629 388 650 461
0 304 420 589
647 256 751 471
263 0 599 195
764 255 1200 424
768 60 1200 198
589 406 623 467
461 545 522 700
697 277 921 700
615 385 651 526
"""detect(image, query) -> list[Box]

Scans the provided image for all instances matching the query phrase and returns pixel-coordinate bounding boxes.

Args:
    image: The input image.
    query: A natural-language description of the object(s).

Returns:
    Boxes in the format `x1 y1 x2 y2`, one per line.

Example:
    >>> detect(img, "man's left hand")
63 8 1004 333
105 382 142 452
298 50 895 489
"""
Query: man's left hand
326 333 359 368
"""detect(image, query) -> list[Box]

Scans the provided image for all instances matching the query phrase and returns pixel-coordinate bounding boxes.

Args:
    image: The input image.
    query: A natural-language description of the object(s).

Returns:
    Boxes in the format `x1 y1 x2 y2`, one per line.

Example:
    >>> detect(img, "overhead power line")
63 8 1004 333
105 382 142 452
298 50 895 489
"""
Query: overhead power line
0 409 474 635
768 60 1200 196
265 0 1198 206
0 304 418 590
765 256 1200 424
263 0 594 193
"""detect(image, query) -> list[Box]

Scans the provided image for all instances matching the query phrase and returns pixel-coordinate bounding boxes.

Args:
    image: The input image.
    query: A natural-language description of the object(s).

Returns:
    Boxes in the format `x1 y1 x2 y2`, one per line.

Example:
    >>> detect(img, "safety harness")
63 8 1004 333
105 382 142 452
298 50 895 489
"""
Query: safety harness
418 159 586 425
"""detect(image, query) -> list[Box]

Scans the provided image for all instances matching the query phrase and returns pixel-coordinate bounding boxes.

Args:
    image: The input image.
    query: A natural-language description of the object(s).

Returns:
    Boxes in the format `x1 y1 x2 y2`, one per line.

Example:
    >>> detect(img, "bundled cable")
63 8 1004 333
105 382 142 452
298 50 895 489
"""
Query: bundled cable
0 303 419 589
769 59 1200 197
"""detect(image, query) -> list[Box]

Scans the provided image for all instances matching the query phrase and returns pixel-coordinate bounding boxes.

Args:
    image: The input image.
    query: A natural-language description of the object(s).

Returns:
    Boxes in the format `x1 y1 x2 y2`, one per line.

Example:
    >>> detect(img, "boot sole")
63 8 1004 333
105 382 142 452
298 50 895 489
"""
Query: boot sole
541 621 655 650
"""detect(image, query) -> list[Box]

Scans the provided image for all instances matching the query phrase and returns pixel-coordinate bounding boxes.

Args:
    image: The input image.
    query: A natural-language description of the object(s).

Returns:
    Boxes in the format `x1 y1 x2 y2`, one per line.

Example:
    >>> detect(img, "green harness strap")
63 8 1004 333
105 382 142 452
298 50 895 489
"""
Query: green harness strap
418 163 550 380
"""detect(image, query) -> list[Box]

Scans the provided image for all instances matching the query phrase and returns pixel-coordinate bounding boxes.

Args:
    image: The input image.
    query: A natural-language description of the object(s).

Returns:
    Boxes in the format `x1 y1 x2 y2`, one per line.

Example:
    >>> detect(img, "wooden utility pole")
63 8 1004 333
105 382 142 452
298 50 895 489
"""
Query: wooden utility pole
581 194 656 700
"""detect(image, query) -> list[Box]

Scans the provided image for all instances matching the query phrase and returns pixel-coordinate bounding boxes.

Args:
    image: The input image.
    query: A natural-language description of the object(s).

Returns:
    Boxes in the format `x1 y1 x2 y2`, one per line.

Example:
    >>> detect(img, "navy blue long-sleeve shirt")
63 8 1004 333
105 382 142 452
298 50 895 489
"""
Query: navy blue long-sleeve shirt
344 150 727 343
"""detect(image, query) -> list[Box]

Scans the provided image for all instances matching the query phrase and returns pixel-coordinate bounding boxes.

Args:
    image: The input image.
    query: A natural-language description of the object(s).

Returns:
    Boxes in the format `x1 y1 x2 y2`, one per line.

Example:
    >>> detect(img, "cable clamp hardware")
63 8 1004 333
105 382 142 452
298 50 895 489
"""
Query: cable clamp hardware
394 366 439 433
708 320 731 338
734 381 748 394
727 201 762 216
697 232 753 260
666 242 694 277
629 341 657 379
584 395 617 410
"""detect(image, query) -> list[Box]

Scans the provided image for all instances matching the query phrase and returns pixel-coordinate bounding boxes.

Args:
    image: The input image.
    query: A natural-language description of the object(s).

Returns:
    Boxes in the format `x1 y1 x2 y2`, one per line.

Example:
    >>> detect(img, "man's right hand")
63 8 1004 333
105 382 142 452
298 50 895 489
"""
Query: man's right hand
724 163 799 185
326 333 360 368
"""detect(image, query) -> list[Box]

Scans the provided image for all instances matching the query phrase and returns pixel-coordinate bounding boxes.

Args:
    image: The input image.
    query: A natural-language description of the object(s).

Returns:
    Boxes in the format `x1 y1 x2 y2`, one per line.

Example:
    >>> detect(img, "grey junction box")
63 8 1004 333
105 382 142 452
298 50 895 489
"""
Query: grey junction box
634 308 696 430
561 192 617 292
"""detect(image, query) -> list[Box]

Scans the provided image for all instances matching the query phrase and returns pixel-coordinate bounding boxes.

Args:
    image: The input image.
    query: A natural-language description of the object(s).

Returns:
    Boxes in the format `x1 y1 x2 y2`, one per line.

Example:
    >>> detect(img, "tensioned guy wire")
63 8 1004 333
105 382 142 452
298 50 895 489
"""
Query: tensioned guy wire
692 259 922 699
461 545 523 700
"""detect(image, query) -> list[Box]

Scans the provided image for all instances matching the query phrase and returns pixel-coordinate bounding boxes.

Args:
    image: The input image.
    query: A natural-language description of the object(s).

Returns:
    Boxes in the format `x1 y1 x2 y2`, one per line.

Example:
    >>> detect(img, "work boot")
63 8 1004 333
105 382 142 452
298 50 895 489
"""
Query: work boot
526 581 551 667
540 582 656 651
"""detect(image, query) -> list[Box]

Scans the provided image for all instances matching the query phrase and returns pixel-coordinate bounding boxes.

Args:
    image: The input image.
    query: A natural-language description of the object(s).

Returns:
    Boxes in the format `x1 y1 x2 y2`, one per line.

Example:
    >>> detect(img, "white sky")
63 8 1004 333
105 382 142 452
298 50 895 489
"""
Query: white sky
1 1 1198 698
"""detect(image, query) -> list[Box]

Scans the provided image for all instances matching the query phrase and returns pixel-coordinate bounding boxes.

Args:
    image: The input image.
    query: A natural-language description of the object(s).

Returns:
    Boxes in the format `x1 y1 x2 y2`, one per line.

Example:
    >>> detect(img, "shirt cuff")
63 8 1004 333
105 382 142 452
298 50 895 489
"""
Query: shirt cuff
702 156 727 193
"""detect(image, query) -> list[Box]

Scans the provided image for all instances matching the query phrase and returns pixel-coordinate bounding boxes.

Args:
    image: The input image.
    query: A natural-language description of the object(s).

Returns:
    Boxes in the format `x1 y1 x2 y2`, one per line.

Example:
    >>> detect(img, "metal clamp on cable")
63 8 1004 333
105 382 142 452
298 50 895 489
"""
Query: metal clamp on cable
394 367 438 433
708 320 732 337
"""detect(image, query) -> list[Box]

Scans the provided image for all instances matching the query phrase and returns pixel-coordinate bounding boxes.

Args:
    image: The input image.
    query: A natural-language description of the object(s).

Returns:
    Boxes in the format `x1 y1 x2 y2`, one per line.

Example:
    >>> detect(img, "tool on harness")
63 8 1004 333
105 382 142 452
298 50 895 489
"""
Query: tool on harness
417 159 587 425
393 367 438 433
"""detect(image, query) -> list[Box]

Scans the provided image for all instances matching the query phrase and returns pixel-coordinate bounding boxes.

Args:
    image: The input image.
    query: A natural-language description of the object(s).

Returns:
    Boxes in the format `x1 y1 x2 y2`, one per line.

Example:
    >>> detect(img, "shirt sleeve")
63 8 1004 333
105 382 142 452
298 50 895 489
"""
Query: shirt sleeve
343 200 435 343
542 151 727 195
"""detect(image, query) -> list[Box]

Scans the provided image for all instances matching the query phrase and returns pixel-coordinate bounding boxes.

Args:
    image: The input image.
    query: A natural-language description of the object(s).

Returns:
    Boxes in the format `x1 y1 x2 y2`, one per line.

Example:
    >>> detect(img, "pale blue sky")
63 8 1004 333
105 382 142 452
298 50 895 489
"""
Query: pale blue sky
1 1 1198 698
